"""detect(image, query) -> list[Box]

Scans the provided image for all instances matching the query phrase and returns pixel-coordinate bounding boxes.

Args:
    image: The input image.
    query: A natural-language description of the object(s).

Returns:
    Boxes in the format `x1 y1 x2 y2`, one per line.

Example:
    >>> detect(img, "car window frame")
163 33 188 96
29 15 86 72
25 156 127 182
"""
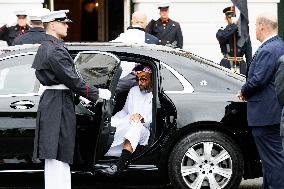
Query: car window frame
160 61 194 94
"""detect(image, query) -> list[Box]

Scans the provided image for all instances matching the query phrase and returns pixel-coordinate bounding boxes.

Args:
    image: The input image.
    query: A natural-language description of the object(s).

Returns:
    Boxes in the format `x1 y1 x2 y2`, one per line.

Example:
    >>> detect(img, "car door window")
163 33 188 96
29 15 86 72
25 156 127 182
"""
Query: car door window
160 62 194 93
75 52 120 89
160 64 183 91
0 53 39 95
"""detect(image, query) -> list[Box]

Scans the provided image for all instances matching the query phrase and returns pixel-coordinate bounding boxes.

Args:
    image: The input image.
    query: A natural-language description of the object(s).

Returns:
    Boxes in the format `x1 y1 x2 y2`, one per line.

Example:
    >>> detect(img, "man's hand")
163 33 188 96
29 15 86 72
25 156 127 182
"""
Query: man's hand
129 113 144 123
236 90 246 101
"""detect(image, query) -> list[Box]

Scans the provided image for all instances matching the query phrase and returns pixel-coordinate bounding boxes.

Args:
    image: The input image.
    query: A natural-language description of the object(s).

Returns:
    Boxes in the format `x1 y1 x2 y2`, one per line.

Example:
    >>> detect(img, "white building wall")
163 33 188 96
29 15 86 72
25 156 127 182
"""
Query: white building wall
133 0 280 63
0 0 43 46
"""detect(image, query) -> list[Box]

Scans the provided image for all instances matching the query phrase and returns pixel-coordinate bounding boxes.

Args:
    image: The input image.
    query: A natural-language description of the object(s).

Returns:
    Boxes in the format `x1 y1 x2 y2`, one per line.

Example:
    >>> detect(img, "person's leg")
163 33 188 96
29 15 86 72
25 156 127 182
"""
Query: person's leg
99 123 145 176
45 159 71 189
251 125 284 189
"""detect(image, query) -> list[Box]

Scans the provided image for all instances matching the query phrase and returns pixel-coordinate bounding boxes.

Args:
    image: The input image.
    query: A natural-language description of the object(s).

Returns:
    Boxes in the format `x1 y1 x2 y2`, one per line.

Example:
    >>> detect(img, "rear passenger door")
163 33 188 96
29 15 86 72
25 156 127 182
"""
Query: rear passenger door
74 51 122 162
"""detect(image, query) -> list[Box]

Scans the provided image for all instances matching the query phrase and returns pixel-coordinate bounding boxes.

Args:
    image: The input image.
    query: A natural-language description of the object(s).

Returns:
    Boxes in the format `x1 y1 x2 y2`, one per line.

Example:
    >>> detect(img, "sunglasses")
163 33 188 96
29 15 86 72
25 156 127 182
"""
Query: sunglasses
136 77 147 83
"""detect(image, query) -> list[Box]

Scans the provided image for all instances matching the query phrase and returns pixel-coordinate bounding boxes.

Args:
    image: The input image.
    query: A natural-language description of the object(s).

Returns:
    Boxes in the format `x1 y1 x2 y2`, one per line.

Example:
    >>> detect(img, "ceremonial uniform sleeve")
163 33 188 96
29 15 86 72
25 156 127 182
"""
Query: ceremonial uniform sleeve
244 37 252 64
216 24 238 44
0 25 8 40
276 56 284 106
176 24 183 48
48 47 99 102
241 50 275 98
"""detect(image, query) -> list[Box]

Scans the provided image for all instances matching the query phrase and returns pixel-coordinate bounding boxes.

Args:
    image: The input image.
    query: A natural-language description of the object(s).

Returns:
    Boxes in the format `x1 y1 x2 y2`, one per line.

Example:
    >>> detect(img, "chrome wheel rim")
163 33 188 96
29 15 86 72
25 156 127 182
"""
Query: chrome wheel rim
181 142 232 189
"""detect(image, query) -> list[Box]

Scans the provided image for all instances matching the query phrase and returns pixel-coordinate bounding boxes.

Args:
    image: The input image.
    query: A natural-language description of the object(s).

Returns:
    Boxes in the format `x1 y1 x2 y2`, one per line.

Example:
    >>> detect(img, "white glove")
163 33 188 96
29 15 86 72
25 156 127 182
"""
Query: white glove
79 96 91 104
98 88 111 100
231 17 238 25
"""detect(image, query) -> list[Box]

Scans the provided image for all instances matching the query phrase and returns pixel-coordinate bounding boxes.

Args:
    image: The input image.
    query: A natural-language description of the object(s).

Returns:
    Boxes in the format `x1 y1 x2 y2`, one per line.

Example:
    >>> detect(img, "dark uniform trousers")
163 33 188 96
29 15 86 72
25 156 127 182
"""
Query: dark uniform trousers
251 125 284 189
216 23 250 75
146 18 183 48
0 24 30 46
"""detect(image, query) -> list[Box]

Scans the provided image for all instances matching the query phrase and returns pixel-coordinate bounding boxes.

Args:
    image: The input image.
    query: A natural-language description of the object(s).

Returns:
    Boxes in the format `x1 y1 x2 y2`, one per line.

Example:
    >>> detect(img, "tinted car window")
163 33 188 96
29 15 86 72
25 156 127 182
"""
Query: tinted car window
0 54 38 95
75 52 120 88
160 64 183 91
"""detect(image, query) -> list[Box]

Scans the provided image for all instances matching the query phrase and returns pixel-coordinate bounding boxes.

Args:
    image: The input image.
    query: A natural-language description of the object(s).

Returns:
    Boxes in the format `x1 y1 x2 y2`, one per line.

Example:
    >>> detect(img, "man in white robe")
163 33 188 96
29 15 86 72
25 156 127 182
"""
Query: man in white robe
112 11 158 45
101 66 153 175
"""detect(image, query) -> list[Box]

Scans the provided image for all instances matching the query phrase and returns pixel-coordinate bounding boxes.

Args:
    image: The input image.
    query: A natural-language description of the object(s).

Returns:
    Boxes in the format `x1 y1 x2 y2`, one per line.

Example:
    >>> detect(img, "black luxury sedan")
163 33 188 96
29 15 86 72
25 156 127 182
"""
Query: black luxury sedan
0 43 261 189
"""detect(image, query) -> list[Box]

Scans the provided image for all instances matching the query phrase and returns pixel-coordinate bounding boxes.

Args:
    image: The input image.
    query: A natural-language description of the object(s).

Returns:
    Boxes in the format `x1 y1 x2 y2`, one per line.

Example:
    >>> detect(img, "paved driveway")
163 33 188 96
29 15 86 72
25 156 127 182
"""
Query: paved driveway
0 172 262 189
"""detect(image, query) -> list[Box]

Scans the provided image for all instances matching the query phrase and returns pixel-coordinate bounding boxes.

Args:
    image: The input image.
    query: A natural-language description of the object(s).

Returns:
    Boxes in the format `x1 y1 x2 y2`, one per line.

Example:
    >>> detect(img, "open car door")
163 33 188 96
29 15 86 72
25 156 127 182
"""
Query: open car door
74 51 122 164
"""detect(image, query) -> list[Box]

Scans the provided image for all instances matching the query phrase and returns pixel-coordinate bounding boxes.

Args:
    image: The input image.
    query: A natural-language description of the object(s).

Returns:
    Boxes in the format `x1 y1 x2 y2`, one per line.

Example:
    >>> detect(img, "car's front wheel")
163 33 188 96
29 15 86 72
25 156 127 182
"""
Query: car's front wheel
168 130 244 189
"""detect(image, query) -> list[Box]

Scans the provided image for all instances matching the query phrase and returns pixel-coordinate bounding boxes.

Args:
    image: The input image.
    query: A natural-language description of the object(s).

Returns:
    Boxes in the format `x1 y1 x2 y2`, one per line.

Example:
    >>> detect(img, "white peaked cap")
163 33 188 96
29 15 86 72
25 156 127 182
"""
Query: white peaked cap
157 2 171 9
15 10 27 16
41 10 72 23
29 8 51 21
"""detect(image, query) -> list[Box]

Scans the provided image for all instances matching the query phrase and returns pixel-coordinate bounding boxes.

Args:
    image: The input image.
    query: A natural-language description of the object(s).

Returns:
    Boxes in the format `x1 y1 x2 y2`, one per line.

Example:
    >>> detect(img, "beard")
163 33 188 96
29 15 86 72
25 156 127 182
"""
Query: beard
139 85 151 93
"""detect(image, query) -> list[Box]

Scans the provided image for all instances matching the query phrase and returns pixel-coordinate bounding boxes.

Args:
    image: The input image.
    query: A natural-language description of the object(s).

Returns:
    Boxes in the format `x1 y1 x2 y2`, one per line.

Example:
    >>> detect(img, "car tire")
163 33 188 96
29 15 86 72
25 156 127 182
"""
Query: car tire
168 130 244 189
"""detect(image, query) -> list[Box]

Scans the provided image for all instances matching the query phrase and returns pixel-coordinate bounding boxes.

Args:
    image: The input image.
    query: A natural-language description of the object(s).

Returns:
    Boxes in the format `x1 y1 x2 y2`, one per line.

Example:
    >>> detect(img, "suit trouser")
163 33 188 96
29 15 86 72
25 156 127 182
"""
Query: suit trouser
251 124 284 189
45 159 71 189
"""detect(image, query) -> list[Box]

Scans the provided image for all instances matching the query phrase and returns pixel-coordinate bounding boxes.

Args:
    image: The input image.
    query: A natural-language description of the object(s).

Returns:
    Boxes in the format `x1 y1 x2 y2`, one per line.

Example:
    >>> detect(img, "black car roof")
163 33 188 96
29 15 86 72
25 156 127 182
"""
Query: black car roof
0 42 245 83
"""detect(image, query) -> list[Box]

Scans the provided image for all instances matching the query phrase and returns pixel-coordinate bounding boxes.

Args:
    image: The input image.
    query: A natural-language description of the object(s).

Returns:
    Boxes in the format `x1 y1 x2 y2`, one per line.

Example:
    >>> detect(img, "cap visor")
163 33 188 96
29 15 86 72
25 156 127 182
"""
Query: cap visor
64 18 72 23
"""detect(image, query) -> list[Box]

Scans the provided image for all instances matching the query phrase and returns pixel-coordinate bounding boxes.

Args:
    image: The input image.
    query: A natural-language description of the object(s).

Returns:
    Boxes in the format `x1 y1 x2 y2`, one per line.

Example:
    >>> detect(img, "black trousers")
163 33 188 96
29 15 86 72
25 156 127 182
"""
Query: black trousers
251 124 284 189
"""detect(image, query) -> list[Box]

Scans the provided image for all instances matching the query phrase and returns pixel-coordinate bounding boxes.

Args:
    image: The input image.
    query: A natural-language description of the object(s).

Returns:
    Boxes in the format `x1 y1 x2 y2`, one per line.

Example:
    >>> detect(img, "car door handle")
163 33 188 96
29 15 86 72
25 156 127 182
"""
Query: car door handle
10 100 35 110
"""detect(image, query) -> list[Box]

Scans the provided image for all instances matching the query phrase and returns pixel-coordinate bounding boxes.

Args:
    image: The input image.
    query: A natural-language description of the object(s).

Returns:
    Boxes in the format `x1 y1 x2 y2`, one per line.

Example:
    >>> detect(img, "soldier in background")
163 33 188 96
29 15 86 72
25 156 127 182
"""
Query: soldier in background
146 3 183 48
13 9 50 45
0 10 30 46
216 6 251 75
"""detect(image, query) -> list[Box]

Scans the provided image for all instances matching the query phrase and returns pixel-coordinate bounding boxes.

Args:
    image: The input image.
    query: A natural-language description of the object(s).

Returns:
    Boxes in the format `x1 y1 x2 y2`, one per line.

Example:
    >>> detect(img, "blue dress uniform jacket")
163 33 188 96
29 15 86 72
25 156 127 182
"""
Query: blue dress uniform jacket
12 27 46 45
32 34 99 164
146 19 183 48
216 23 251 75
145 32 158 44
241 36 284 126
0 24 30 46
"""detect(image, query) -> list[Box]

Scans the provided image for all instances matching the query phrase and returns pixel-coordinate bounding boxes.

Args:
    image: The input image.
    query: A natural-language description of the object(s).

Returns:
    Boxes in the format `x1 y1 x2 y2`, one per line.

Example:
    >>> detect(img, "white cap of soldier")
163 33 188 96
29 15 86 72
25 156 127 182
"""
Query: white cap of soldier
29 8 51 21
14 10 28 17
41 10 72 23
157 2 171 9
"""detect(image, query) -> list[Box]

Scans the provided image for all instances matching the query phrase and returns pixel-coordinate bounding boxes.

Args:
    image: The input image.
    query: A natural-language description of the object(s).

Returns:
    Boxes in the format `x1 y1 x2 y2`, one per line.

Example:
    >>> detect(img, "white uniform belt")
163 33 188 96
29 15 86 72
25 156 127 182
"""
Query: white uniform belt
45 84 69 90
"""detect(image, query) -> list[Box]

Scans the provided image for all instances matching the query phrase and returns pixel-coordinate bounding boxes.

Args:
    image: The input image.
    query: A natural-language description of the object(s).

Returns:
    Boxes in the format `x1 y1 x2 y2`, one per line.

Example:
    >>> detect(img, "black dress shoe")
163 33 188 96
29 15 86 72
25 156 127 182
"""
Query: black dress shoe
99 165 119 176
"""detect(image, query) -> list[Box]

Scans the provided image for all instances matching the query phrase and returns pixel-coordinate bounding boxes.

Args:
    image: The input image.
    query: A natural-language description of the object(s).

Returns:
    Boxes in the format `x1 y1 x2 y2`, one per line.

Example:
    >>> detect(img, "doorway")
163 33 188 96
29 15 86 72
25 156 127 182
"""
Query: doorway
47 0 126 42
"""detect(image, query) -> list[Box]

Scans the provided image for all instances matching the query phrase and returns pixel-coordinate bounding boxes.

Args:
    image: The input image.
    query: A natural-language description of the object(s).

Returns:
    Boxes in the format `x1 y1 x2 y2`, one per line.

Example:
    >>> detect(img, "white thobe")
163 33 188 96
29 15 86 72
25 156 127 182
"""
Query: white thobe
111 26 146 44
105 86 152 157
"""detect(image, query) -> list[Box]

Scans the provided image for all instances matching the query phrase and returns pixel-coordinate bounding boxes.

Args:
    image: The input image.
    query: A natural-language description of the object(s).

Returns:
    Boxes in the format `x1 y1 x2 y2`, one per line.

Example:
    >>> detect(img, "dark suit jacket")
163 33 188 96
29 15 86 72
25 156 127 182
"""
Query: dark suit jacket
241 35 284 126
276 55 284 106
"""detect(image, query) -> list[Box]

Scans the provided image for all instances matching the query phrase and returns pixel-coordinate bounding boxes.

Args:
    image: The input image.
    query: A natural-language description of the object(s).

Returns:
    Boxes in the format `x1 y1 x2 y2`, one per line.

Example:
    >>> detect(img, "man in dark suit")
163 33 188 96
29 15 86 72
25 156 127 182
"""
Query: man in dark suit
0 10 30 46
237 13 284 189
112 11 158 44
275 50 284 154
13 9 50 45
216 6 251 75
146 3 183 48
